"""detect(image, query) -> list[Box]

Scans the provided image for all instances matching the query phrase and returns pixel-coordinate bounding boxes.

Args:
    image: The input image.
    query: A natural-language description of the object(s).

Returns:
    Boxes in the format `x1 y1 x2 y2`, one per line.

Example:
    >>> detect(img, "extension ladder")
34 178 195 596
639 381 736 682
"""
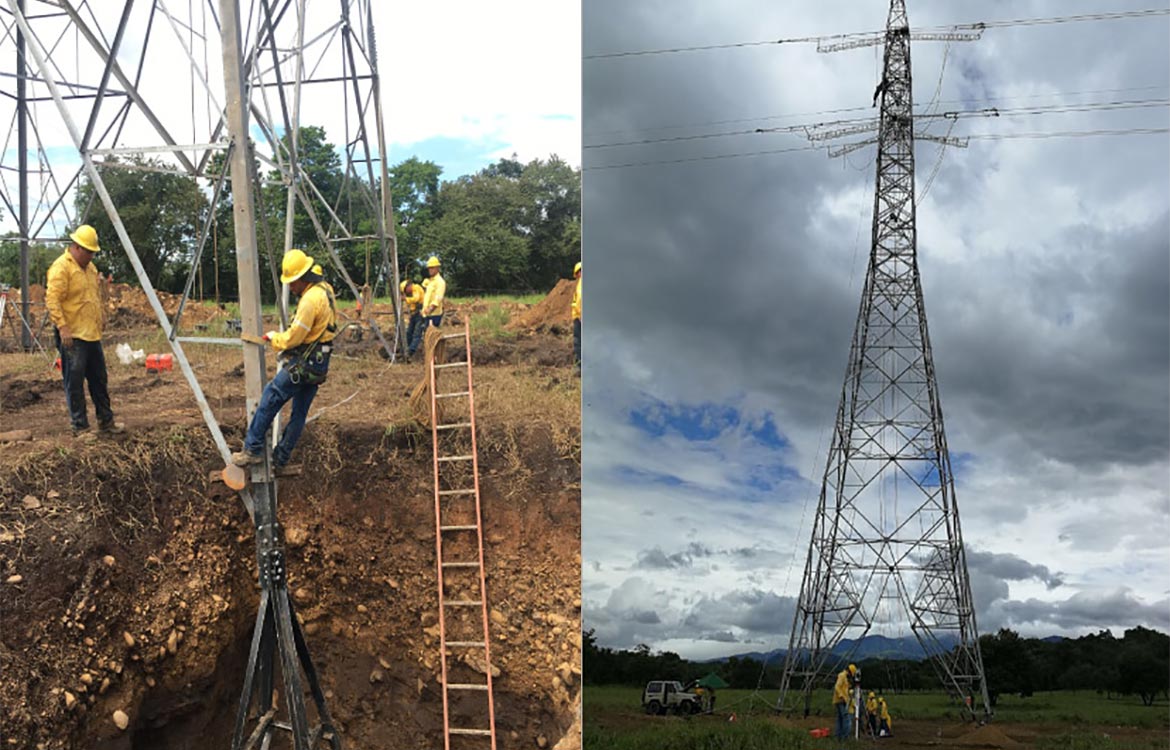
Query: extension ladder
427 324 498 750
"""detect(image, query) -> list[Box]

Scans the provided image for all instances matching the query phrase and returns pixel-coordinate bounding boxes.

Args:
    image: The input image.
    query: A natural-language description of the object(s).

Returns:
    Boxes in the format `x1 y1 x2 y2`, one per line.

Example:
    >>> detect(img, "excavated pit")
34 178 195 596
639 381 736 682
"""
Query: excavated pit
0 418 581 750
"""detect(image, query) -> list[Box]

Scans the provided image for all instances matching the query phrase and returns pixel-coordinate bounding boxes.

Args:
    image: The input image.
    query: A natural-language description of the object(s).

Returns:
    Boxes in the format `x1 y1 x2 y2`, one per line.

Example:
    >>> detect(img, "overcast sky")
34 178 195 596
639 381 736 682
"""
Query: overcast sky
0 0 579 238
582 0 1169 661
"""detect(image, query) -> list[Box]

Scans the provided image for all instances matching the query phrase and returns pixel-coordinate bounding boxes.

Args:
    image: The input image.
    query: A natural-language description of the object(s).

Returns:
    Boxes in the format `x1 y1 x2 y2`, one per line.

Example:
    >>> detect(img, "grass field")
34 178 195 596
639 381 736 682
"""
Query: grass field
584 686 1170 750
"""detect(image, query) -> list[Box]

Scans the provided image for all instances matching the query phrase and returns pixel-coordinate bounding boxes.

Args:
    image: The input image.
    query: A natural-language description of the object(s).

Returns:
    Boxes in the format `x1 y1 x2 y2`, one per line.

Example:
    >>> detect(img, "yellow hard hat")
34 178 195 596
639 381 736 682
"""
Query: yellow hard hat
281 249 314 284
573 261 582 276
847 664 858 675
69 224 100 253
311 263 323 276
868 691 875 698
400 279 414 290
426 256 441 268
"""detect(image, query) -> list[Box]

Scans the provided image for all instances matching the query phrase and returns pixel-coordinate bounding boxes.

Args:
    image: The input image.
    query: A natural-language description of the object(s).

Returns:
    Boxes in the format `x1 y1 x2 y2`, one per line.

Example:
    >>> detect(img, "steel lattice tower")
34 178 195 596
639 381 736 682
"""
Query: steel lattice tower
777 0 992 721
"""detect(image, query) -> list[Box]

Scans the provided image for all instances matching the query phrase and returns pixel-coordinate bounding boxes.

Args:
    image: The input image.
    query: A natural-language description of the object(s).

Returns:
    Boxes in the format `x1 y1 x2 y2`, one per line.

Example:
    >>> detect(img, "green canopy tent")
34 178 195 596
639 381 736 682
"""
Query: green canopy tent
696 672 729 689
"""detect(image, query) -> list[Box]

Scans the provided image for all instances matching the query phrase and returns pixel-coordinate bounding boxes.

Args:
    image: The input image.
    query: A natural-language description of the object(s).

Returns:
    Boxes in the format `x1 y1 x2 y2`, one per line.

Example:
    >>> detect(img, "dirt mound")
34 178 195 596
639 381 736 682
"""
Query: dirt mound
104 283 228 332
7 284 46 305
0 416 580 749
510 279 575 332
953 723 1022 747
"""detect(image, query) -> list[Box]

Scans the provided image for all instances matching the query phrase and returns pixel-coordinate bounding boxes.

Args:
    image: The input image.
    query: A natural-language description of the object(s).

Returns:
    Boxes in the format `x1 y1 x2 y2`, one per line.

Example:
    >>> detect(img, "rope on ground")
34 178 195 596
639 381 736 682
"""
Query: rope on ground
408 325 447 427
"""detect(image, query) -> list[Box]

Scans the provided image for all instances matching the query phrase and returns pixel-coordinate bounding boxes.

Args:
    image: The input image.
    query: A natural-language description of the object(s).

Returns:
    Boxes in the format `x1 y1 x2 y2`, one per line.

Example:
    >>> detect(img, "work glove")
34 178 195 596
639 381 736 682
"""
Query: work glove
263 331 278 342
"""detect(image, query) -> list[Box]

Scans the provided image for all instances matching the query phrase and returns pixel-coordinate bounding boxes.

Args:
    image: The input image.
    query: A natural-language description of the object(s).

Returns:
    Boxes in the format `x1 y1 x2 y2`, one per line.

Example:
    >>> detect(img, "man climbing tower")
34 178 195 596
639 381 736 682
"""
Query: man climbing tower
232 249 336 468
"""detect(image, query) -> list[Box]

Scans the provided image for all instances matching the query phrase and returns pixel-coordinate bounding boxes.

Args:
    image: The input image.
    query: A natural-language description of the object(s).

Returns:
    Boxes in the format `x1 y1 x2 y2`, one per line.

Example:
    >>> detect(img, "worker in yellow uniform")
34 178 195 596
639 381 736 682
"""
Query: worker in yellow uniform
420 255 445 327
45 224 124 437
401 278 425 356
877 696 893 737
571 261 581 371
865 691 879 736
833 663 859 740
232 249 336 468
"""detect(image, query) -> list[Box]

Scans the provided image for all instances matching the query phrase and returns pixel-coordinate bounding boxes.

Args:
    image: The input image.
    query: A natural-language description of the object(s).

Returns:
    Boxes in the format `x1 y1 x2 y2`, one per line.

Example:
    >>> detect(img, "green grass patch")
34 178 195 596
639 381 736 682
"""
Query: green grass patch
584 720 812 750
585 686 1169 729
468 301 517 342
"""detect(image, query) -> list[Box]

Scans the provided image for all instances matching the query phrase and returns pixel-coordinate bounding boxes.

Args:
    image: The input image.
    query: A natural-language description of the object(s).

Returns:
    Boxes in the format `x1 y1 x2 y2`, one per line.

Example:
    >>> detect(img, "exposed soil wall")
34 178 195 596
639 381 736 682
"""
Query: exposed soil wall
0 418 580 749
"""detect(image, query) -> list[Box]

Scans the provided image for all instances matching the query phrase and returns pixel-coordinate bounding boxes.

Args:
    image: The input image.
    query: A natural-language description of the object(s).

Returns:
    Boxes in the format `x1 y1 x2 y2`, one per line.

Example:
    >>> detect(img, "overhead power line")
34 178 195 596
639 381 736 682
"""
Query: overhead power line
582 84 1170 140
584 126 1168 171
584 98 1169 149
584 8 1170 60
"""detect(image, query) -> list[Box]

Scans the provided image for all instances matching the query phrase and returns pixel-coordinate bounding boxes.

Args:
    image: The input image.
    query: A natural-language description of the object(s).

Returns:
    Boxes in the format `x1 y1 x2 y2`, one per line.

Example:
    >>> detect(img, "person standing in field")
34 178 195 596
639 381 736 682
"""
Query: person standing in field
401 278 425 356
571 261 581 371
865 690 879 736
45 224 124 438
833 664 859 741
877 696 893 737
421 256 445 327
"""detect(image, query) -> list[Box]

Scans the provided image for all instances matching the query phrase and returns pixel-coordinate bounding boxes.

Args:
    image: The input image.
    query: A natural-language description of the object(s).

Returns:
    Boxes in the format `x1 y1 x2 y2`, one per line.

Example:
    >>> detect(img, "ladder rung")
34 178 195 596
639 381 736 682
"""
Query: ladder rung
446 683 489 691
441 562 479 568
436 422 473 431
445 641 486 648
436 391 470 399
440 333 466 341
440 525 478 532
434 361 468 370
444 600 482 607
438 489 476 496
438 455 473 462
449 728 492 736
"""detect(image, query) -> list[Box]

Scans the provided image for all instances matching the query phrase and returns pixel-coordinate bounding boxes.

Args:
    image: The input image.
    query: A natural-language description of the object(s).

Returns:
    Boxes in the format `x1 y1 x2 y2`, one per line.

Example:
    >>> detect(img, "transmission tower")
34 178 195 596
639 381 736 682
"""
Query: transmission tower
777 0 992 721
2 1 406 746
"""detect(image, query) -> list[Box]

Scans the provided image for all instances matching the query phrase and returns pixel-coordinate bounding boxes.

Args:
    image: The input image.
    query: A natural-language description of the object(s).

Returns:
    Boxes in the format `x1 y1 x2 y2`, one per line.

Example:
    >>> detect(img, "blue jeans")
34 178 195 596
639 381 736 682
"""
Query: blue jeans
406 312 425 355
834 702 852 740
244 366 319 465
426 314 443 328
573 318 581 366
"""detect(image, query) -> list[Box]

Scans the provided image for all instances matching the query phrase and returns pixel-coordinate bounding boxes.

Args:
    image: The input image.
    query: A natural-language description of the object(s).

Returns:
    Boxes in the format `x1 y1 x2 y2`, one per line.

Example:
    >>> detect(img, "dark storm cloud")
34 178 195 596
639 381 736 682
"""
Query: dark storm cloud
967 549 1064 590
582 0 1170 656
997 589 1170 631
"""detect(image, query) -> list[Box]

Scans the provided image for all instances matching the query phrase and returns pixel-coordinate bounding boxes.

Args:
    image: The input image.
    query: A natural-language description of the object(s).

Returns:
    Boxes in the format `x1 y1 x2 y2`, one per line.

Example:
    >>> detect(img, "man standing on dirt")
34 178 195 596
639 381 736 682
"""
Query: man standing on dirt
231 249 336 469
45 225 124 438
571 261 581 371
833 663 859 741
421 256 446 328
401 278 425 357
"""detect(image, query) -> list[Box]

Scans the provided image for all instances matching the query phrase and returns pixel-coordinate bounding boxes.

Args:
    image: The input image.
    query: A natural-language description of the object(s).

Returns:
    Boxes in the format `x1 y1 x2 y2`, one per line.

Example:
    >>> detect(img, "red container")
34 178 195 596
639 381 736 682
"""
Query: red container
145 353 174 373
54 357 61 371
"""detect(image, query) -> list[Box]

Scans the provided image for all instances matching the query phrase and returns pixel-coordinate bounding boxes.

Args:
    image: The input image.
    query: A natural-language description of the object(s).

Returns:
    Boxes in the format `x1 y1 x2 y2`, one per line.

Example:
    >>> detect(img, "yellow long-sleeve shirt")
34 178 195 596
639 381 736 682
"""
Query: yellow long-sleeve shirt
422 273 446 316
45 251 103 342
401 283 424 315
879 701 892 727
832 670 852 706
269 282 336 352
571 276 581 321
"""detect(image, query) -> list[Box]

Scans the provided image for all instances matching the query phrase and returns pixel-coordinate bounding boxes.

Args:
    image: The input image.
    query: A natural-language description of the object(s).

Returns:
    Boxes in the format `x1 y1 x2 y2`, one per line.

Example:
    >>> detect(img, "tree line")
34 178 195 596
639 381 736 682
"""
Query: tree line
0 126 580 301
583 626 1170 707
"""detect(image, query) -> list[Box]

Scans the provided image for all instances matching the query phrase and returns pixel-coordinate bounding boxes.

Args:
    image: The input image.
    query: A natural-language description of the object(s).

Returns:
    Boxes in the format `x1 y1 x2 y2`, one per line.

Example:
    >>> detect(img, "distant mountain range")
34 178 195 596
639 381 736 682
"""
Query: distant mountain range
706 634 1066 664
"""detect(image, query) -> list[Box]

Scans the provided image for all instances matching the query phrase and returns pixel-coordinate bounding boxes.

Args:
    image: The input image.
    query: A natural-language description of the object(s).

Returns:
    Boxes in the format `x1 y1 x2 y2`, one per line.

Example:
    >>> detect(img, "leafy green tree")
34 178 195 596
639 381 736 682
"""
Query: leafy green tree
75 157 207 291
1114 627 1170 706
389 156 442 262
0 235 59 287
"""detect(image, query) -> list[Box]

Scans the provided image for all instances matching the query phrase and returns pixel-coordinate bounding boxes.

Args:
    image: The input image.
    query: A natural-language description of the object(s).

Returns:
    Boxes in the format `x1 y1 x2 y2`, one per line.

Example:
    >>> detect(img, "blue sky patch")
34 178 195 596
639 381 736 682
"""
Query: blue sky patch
391 134 511 181
628 398 740 441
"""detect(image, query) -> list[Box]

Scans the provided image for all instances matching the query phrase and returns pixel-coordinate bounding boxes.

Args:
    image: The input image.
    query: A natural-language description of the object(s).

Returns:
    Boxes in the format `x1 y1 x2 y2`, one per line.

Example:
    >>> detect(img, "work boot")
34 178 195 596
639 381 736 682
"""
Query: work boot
98 421 126 435
231 449 264 467
72 425 94 441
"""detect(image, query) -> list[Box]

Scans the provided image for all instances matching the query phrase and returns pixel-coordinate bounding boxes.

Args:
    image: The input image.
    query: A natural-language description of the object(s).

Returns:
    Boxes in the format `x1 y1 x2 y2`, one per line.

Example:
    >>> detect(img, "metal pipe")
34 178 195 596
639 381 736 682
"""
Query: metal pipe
16 0 28 350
